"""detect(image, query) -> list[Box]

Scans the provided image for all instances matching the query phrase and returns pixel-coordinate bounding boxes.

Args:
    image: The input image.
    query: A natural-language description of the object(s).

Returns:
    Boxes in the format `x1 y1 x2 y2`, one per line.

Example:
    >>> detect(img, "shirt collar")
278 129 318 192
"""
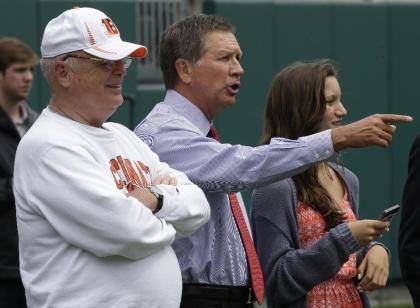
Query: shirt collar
15 101 29 125
163 89 212 136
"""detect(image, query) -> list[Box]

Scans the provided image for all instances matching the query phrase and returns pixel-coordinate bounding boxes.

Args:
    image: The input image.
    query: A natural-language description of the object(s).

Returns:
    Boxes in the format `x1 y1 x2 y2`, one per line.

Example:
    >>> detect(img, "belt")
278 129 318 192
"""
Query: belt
182 284 255 303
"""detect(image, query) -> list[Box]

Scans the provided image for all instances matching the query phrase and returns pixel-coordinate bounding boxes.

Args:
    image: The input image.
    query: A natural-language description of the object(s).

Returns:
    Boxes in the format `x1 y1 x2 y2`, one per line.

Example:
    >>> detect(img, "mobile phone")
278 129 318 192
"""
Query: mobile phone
378 204 401 221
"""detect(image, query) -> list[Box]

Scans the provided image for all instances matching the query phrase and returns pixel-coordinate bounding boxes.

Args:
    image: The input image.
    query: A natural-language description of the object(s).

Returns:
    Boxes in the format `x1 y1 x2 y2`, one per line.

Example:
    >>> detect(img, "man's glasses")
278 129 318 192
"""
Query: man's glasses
63 55 133 70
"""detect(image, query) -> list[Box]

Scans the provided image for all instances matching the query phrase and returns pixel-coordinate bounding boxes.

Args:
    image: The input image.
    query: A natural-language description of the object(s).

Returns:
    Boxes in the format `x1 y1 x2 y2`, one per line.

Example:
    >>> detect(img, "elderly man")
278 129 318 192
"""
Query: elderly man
0 37 39 308
134 14 412 308
13 7 210 308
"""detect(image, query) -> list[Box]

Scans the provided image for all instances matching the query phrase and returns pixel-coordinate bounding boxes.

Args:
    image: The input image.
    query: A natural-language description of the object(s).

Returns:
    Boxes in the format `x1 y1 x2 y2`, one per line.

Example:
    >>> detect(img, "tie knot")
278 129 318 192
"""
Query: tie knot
207 125 221 142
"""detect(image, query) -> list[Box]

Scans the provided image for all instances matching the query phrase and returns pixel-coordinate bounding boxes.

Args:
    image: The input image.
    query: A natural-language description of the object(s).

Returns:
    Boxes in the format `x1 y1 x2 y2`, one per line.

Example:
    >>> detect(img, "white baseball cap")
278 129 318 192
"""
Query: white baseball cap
41 7 148 60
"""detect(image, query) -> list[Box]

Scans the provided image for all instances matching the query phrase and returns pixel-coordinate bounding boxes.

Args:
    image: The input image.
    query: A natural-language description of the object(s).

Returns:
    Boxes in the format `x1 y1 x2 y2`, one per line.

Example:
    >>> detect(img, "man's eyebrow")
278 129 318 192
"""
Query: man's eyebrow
216 49 243 57
14 66 30 71
216 49 231 54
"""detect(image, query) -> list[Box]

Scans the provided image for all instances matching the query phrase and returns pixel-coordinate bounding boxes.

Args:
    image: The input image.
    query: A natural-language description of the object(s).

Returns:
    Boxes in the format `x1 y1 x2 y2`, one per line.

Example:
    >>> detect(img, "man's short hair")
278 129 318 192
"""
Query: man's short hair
0 37 39 73
159 14 235 89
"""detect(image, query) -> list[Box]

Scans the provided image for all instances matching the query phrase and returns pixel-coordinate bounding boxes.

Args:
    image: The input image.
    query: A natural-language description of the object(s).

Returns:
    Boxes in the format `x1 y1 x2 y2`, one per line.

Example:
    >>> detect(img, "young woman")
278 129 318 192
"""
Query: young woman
251 60 390 308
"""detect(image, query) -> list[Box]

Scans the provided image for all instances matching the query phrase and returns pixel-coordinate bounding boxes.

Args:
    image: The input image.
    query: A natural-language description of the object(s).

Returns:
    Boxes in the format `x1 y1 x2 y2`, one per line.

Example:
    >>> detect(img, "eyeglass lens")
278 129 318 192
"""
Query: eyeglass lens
64 55 133 70
122 57 132 69
105 57 132 70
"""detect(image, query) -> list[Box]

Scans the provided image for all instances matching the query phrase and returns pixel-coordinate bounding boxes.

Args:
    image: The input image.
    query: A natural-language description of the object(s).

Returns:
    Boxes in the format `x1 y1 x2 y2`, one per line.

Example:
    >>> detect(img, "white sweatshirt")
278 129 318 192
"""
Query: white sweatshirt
13 108 210 308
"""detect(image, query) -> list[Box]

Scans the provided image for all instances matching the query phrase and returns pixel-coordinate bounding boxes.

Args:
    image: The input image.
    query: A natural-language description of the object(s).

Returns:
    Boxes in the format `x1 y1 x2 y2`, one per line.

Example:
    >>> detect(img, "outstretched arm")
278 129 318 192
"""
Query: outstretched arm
332 114 412 150
137 121 335 193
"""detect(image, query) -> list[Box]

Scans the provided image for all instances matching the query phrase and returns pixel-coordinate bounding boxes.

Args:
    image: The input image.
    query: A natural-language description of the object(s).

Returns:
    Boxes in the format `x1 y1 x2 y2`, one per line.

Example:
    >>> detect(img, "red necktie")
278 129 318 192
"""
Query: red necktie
207 126 264 305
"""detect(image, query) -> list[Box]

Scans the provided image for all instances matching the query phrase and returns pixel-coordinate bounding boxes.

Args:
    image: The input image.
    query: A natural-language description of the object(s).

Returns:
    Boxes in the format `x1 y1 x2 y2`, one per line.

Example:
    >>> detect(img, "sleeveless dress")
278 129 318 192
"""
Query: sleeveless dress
297 192 363 308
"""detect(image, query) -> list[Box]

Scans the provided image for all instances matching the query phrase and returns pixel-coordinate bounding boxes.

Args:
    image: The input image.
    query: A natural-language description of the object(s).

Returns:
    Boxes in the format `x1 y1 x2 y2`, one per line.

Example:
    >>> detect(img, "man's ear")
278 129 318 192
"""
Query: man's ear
54 61 72 88
175 58 193 85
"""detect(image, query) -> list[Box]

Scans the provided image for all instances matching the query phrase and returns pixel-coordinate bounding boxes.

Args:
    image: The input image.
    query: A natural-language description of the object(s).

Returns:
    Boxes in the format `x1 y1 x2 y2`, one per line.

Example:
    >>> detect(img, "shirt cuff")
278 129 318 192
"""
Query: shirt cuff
153 184 179 218
299 129 335 161
334 222 361 254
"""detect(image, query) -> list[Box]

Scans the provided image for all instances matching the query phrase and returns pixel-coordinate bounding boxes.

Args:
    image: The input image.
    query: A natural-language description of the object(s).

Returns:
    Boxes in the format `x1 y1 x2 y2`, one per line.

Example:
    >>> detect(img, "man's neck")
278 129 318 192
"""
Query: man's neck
173 85 214 121
49 98 104 128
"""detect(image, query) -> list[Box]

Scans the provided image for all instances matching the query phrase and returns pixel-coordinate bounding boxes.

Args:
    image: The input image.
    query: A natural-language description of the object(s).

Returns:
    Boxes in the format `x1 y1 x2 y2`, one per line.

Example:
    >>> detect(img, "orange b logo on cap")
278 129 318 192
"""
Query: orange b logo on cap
102 18 119 35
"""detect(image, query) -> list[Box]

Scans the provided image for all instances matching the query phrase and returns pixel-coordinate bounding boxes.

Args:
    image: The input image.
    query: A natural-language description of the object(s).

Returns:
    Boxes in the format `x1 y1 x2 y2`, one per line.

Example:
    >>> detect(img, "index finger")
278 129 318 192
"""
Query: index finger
379 114 413 124
372 220 390 231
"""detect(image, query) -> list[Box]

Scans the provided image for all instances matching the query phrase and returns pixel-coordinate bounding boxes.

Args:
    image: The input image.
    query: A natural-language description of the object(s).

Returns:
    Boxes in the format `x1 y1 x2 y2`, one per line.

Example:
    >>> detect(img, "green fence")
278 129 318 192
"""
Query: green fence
3 0 420 281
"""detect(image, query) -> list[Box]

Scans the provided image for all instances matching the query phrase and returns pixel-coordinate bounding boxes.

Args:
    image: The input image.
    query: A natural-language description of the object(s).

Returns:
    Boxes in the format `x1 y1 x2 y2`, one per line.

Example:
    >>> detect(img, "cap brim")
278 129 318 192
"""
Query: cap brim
84 40 148 60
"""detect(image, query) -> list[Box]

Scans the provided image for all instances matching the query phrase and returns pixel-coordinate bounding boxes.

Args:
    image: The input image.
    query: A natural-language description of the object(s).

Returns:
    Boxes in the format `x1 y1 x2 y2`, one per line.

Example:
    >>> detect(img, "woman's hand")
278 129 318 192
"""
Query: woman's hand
347 220 389 246
357 245 389 291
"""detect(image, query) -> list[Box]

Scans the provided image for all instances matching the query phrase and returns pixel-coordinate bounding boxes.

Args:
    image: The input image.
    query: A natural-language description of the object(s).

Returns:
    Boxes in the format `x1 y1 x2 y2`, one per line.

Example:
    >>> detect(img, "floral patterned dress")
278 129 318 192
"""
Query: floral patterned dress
297 192 363 308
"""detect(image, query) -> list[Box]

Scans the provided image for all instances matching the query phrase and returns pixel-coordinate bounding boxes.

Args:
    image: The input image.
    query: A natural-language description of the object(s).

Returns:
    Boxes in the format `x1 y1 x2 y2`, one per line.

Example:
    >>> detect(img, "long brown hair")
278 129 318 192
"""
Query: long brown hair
262 59 345 229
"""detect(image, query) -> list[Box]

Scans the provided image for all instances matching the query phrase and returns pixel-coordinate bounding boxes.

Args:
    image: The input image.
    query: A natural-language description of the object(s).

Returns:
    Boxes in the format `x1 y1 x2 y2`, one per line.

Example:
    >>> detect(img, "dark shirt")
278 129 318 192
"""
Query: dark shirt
0 102 38 278
399 134 420 307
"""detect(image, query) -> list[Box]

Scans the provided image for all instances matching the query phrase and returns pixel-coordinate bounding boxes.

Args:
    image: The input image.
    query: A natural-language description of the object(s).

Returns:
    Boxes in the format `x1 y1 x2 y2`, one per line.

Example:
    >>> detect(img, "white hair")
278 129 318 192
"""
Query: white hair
40 58 55 78
40 53 78 84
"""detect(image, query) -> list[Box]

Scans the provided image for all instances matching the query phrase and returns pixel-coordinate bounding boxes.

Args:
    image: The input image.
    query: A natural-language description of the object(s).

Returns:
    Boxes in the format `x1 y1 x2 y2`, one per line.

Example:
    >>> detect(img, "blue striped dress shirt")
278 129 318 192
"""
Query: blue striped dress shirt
134 90 334 286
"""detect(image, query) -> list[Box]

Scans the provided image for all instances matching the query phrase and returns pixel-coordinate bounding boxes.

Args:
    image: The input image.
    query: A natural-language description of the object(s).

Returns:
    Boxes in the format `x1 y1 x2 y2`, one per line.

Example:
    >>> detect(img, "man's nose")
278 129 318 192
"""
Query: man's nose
112 60 127 76
231 58 244 76
24 70 33 81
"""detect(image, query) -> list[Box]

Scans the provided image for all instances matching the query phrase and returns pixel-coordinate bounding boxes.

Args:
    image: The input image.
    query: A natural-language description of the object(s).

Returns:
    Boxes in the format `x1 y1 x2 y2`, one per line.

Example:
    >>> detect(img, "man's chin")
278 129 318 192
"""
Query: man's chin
15 94 29 102
226 96 237 106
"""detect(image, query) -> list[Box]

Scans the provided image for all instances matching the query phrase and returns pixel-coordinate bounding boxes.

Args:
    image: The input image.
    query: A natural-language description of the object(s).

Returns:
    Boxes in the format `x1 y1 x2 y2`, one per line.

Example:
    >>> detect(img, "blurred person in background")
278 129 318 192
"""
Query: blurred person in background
252 59 390 308
0 36 39 308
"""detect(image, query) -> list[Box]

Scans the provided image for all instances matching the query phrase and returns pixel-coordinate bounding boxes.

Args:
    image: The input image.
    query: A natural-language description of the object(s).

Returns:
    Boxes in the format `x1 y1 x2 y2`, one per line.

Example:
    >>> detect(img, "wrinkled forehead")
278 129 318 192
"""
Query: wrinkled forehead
202 30 242 55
